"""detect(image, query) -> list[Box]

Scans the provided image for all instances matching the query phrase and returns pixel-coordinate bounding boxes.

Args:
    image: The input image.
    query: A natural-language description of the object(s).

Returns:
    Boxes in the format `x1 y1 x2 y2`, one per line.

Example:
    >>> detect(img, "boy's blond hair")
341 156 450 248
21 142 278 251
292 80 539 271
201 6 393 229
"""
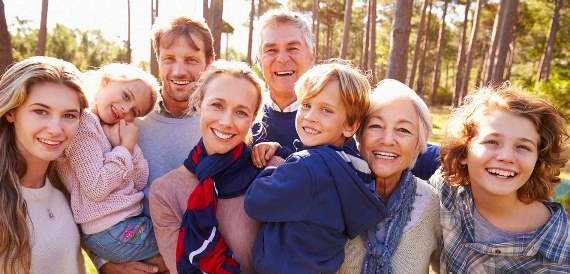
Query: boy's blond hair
294 63 371 127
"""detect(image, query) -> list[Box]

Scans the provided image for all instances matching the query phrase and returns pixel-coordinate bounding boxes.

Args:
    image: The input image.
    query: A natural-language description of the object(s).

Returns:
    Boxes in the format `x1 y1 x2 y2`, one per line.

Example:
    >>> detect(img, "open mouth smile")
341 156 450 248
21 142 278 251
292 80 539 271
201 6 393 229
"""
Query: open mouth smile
486 168 518 179
211 128 236 140
372 151 399 160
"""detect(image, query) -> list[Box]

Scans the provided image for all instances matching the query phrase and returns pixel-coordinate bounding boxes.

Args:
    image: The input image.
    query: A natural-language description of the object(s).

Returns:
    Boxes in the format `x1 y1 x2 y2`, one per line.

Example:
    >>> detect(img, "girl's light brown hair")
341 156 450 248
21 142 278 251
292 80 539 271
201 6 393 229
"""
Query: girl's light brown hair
189 60 265 143
441 84 568 202
0 56 88 274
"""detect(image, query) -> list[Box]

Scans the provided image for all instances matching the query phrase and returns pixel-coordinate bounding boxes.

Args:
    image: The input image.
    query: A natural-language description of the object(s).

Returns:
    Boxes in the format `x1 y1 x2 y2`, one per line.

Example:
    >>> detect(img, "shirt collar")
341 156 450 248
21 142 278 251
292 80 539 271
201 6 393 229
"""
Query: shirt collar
157 99 194 119
265 95 299 112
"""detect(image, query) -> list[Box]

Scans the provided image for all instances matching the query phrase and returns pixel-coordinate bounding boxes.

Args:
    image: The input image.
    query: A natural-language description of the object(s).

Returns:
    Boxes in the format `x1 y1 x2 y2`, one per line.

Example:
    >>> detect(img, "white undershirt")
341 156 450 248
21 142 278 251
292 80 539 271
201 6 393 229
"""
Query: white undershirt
21 178 85 274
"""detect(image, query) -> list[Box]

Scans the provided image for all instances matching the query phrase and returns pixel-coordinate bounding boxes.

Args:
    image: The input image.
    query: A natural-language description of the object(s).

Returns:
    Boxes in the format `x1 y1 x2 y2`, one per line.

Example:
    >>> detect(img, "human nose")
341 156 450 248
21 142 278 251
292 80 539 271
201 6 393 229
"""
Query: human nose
173 60 187 76
496 145 515 163
46 117 64 136
275 50 290 63
302 107 317 122
378 129 396 145
218 110 233 127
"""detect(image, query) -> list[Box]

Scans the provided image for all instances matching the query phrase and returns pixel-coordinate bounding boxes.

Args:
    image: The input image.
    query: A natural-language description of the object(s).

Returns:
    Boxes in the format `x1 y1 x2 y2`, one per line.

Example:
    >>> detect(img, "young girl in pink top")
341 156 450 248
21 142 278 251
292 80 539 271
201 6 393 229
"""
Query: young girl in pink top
56 64 164 268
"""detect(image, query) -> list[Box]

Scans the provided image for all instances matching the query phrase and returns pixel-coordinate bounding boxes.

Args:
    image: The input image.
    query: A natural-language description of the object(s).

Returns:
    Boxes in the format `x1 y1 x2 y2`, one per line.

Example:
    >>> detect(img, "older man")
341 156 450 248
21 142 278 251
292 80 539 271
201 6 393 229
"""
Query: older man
252 10 315 158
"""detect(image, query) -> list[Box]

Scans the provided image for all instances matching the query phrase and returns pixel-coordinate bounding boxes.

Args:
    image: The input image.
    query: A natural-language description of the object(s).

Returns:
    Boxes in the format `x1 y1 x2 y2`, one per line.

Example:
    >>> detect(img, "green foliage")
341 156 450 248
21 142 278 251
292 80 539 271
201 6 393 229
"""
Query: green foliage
527 72 570 117
10 19 128 71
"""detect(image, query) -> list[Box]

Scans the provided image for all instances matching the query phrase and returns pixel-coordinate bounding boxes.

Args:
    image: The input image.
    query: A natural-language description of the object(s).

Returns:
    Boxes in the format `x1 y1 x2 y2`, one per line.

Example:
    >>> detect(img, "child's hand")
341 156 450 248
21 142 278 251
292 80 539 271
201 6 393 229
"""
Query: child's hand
102 123 121 147
252 142 280 168
119 119 139 154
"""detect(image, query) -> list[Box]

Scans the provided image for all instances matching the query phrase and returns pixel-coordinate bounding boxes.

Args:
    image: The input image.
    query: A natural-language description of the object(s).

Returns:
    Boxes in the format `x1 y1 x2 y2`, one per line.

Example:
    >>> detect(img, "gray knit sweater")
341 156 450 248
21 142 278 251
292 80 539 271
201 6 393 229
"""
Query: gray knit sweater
135 110 201 217
337 180 442 274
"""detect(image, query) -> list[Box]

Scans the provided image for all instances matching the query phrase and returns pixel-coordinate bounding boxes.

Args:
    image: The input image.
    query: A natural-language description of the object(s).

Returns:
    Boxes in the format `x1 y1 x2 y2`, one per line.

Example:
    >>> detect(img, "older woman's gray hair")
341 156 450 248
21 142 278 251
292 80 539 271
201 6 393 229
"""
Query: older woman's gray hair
255 9 315 60
358 78 432 167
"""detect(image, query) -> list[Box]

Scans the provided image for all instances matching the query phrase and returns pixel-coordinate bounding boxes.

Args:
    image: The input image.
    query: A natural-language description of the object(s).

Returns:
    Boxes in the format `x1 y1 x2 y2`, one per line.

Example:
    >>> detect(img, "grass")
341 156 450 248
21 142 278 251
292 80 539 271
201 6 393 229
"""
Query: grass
83 250 97 274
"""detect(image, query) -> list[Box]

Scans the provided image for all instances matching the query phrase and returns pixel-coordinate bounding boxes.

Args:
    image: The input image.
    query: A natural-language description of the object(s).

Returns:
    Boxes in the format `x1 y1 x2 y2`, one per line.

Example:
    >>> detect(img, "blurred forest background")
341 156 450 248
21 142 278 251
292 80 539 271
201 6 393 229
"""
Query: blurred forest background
1 0 568 196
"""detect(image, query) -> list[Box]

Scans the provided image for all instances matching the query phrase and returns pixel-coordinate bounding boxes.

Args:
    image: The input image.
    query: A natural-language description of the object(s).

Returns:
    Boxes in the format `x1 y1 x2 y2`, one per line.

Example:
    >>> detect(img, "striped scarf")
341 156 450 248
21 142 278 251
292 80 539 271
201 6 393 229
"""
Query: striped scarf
176 139 259 274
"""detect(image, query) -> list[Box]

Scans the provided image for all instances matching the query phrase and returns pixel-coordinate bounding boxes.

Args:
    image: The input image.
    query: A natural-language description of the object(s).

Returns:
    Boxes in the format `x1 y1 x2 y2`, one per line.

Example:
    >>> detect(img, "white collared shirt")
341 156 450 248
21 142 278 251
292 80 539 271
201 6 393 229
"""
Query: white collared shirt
266 96 299 113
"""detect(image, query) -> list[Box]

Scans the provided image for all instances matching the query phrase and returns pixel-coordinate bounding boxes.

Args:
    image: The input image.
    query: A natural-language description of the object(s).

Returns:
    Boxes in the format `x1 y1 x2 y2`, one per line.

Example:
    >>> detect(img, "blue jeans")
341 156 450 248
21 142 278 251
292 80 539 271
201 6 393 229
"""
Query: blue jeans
83 215 159 263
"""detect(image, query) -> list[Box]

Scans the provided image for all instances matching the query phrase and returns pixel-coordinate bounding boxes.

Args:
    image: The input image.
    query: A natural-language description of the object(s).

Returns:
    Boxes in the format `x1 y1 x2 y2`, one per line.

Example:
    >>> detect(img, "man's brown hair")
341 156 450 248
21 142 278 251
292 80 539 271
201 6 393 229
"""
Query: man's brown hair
151 16 215 62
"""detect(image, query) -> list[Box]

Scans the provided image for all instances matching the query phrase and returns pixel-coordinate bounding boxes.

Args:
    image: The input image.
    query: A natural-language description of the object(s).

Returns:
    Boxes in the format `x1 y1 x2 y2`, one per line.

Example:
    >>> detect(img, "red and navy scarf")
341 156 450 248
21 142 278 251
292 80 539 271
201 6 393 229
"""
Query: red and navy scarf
176 139 259 274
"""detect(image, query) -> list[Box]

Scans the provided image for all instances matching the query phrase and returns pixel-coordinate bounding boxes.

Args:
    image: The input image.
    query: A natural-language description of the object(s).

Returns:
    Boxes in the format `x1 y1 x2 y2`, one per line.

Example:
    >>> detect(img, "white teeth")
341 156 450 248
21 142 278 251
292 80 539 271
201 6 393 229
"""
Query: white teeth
373 151 398 160
38 138 61 145
487 168 516 178
303 127 319 135
171 80 191 85
274 71 294 76
212 129 234 140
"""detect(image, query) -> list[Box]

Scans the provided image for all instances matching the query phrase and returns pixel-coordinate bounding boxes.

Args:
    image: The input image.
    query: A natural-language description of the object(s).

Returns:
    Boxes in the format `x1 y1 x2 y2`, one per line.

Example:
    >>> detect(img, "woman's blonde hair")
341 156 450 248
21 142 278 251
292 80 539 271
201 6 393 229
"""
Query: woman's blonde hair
86 63 160 116
441 84 568 202
0 56 88 274
189 60 265 143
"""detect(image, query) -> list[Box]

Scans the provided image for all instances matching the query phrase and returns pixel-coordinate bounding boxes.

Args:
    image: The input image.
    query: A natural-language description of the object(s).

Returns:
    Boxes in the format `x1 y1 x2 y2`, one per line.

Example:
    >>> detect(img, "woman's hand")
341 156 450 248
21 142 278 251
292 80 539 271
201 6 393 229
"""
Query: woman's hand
118 119 139 154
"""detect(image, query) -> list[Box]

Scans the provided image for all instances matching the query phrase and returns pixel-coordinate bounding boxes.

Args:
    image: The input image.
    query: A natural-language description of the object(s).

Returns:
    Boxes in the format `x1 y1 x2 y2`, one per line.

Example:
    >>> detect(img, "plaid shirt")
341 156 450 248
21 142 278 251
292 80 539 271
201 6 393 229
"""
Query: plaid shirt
430 171 570 274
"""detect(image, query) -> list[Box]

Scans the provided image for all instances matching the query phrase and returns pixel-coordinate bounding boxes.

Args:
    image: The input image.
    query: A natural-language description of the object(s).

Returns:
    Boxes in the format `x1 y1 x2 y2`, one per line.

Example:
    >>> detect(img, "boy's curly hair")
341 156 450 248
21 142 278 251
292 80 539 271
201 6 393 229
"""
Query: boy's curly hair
441 83 568 202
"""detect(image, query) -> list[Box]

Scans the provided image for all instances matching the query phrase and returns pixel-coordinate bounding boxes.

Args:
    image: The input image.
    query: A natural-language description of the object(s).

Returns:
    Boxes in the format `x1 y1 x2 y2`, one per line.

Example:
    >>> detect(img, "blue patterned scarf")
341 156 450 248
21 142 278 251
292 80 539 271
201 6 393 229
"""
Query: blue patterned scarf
176 139 259 274
362 169 417 274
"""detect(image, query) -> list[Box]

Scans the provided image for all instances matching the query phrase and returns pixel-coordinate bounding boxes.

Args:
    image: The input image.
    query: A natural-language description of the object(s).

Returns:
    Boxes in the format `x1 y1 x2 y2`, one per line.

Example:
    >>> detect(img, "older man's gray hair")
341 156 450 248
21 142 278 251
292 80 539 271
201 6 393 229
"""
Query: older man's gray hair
255 9 315 59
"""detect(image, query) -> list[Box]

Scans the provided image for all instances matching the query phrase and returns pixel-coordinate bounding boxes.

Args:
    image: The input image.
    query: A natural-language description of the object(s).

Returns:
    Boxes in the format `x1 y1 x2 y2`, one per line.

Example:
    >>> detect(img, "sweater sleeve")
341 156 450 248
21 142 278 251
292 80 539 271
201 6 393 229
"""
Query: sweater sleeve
244 154 314 222
64 119 135 202
130 145 149 191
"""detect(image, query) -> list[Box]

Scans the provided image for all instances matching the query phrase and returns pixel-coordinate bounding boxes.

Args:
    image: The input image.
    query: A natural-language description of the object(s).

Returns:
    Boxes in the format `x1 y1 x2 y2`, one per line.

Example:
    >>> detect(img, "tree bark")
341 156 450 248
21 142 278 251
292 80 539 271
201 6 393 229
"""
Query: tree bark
339 0 353 59
491 0 518 83
150 0 159 77
325 13 332 58
416 0 433 95
257 0 262 19
505 31 516 80
0 0 12 74
127 0 132 63
36 0 49 56
537 0 562 81
459 0 483 103
453 0 471 107
210 0 224 59
247 0 255 65
386 0 413 82
408 0 430 87
485 0 506 85
313 0 319 56
361 1 370 70
203 0 209 24
367 0 377 80
431 0 449 106
475 43 488 88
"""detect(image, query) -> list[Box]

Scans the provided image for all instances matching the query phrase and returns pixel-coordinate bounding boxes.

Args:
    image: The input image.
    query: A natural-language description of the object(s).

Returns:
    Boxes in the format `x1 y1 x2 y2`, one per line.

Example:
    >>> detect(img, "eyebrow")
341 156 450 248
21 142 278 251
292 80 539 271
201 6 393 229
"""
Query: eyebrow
263 40 303 49
210 97 253 112
368 115 415 125
30 103 80 113
486 133 538 147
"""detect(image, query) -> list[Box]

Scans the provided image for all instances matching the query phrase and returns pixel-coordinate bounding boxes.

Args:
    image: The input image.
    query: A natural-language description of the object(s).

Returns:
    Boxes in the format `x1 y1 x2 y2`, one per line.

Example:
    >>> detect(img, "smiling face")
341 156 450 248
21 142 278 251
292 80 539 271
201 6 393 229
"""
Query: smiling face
158 35 210 108
94 79 153 124
6 82 82 165
260 22 315 99
199 74 259 155
465 110 539 200
295 80 356 147
360 97 420 185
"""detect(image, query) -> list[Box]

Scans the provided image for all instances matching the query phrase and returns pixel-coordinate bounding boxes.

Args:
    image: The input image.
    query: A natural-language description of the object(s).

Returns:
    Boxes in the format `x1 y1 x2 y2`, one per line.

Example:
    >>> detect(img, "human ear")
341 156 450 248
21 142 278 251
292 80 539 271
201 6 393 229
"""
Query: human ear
5 111 16 123
343 121 360 138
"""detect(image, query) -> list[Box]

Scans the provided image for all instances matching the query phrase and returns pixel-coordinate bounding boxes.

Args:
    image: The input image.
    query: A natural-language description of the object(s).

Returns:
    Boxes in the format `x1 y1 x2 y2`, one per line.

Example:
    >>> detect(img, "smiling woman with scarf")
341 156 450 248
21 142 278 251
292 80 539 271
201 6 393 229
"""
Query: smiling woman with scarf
148 60 264 274
338 79 441 274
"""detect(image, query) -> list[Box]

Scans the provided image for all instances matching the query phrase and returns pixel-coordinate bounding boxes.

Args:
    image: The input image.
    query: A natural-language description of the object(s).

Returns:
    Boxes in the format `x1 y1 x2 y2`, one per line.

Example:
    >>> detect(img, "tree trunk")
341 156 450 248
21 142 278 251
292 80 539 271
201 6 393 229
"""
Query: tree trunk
475 43 488 88
339 0 353 59
537 0 562 81
386 0 413 82
491 0 518 83
453 0 471 107
203 0 209 23
258 0 262 19
367 0 377 80
430 0 449 106
408 0 430 87
313 0 319 56
0 0 13 74
127 0 132 63
416 0 432 96
361 1 370 70
247 0 255 65
150 0 159 77
485 0 506 85
210 0 223 59
326 14 332 59
505 31 516 80
36 0 48 56
459 0 483 103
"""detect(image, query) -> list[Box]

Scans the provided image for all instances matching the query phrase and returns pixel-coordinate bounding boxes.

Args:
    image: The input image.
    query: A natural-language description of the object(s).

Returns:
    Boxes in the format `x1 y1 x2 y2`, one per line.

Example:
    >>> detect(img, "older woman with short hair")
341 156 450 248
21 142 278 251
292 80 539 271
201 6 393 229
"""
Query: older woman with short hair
338 79 441 274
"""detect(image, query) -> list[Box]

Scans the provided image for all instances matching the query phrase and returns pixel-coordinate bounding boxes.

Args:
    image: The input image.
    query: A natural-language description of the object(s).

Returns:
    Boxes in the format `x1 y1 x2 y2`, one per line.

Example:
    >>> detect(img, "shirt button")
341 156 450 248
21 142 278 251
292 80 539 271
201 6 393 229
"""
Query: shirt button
494 249 501 254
